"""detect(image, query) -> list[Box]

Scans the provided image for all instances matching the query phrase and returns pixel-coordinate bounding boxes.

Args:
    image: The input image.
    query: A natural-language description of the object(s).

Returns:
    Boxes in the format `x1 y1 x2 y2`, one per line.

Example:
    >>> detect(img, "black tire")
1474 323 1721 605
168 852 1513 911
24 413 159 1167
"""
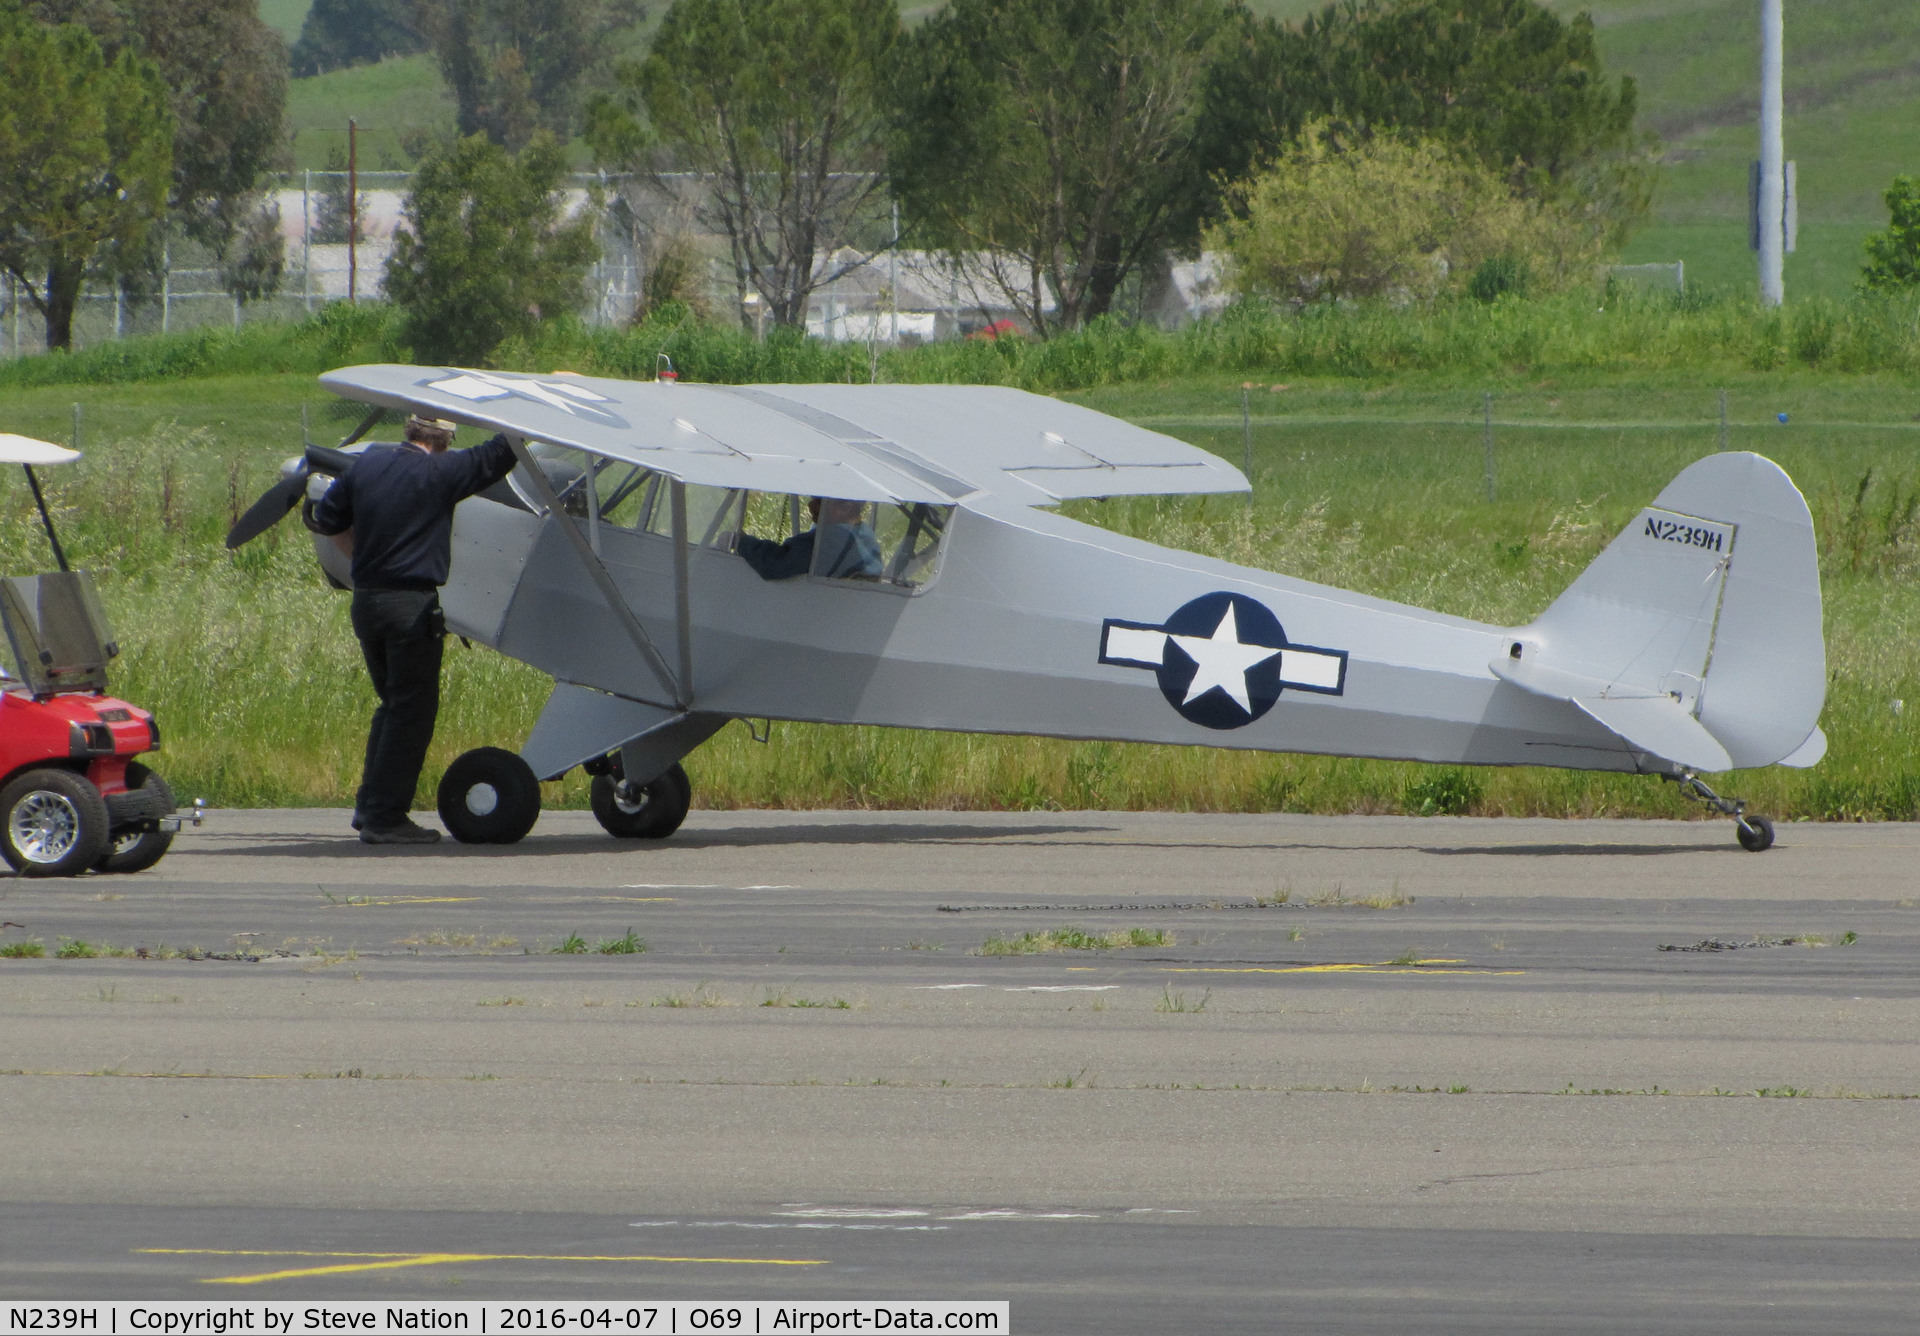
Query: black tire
1736 814 1775 852
95 762 175 874
437 747 541 844
590 761 691 840
0 768 109 876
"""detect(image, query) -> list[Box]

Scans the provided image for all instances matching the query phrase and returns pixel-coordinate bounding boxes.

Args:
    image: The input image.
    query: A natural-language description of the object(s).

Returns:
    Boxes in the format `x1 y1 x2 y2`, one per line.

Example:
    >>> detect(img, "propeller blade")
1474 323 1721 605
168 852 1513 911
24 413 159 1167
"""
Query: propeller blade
225 472 308 549
304 442 357 475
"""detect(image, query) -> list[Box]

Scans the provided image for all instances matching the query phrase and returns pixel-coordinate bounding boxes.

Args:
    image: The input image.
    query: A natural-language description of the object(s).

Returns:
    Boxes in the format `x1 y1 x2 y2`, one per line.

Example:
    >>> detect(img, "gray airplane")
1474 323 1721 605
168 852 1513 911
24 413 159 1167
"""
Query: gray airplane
228 365 1826 851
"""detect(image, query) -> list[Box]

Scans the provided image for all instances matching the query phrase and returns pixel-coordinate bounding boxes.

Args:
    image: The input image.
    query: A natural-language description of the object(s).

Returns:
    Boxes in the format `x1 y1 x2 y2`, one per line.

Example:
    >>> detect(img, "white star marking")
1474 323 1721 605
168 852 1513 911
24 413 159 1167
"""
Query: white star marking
426 369 612 413
1166 603 1281 713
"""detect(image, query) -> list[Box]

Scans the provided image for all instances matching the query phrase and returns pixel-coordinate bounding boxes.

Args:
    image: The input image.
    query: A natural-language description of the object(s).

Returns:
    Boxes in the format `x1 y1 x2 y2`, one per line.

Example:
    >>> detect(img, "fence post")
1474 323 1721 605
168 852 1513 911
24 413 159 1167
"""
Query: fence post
114 282 124 340
1482 391 1496 503
71 403 81 454
161 242 171 333
303 168 313 313
347 118 358 304
1719 388 1728 451
1241 383 1253 505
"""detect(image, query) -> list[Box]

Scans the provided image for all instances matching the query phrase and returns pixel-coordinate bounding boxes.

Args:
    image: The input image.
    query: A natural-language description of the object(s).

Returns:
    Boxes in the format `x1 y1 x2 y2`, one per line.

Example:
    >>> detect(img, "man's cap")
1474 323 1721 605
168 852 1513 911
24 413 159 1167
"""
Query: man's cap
404 414 458 435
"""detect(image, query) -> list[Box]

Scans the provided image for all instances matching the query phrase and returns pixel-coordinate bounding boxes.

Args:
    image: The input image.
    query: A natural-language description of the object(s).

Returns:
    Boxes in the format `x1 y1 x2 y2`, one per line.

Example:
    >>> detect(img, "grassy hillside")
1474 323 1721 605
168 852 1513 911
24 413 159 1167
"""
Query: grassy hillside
287 53 456 169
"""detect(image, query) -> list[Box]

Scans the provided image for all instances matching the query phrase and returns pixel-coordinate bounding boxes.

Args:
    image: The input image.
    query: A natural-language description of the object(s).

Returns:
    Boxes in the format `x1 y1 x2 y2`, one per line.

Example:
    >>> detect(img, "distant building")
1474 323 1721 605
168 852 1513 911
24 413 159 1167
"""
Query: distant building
802 249 1057 342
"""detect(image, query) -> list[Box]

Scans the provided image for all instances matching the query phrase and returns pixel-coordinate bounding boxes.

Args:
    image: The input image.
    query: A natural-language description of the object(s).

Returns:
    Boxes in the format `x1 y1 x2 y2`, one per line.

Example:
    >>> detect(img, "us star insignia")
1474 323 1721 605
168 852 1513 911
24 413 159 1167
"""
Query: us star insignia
1099 591 1348 730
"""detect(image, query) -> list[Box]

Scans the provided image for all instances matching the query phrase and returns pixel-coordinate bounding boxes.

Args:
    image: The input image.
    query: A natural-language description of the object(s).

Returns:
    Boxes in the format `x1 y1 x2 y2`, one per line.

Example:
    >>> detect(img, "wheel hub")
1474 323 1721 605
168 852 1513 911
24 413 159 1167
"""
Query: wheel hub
11 791 80 864
464 783 500 816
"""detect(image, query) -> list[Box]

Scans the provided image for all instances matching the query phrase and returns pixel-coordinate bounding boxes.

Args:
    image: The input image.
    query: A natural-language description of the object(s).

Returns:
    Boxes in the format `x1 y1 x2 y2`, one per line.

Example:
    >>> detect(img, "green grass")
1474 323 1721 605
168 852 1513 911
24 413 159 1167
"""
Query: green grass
979 928 1173 955
3 301 1918 819
287 54 458 170
0 941 46 958
260 0 312 43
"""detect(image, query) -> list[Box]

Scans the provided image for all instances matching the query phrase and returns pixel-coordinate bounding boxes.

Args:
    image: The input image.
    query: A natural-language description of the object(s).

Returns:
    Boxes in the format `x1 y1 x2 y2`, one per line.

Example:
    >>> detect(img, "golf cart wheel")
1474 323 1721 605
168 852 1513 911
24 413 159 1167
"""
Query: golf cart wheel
1 768 110 876
95 762 175 874
1736 814 1775 853
437 747 540 844
590 762 691 840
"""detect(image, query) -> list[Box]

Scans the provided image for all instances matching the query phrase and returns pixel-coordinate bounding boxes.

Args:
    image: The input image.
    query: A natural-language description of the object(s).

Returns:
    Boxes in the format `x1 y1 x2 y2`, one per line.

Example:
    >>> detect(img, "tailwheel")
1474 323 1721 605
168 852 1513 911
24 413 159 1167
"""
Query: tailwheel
1735 814 1775 853
589 759 691 840
1665 771 1775 852
437 747 541 844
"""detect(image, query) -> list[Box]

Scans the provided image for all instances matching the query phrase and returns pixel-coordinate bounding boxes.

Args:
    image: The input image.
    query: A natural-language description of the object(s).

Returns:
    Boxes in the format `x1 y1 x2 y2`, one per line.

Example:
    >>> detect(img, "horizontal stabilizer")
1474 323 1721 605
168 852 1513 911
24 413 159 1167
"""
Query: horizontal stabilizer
1778 726 1827 769
1491 656 1732 771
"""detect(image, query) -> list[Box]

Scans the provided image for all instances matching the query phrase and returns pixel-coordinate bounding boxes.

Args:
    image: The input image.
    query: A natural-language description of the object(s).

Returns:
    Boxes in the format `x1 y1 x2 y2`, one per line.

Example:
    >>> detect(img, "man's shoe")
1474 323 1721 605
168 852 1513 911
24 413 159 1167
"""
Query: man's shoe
359 820 442 845
351 809 365 831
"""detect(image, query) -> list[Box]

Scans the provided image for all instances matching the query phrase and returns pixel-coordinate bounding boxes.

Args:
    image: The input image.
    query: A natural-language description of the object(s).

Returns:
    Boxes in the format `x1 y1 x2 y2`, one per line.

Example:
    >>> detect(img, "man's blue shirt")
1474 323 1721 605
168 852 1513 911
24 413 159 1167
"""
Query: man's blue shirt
312 436 518 590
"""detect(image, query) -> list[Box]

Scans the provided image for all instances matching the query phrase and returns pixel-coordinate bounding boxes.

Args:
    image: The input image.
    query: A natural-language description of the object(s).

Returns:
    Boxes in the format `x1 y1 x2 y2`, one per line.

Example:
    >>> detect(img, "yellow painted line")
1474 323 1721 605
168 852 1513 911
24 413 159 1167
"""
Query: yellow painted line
138 1248 827 1286
324 896 481 908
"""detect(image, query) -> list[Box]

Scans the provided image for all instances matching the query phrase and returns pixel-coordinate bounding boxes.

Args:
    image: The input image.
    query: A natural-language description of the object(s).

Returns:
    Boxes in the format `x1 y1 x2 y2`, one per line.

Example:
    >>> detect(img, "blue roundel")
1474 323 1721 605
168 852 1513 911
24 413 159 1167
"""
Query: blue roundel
1157 592 1288 730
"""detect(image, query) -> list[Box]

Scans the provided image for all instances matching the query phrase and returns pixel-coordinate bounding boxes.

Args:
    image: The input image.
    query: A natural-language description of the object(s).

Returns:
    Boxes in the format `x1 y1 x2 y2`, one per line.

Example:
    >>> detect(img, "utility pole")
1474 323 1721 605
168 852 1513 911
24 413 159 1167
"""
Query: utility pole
347 118 359 304
1757 0 1785 306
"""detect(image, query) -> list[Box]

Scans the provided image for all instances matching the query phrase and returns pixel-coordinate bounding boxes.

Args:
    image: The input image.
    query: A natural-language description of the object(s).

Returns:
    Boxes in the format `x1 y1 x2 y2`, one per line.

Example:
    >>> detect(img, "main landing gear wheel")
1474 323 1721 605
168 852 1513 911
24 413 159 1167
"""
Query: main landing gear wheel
0 768 109 876
590 760 691 840
95 761 175 874
1735 814 1776 853
437 747 541 844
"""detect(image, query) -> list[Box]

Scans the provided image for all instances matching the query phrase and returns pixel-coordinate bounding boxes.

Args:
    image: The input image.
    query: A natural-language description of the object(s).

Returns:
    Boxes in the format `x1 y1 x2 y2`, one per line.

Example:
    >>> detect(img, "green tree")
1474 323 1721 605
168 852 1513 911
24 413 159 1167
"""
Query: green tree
889 0 1233 335
1196 0 1651 244
384 132 601 365
1205 125 1599 305
1859 176 1920 293
587 0 899 330
27 0 289 253
0 4 173 349
415 0 645 150
290 0 424 76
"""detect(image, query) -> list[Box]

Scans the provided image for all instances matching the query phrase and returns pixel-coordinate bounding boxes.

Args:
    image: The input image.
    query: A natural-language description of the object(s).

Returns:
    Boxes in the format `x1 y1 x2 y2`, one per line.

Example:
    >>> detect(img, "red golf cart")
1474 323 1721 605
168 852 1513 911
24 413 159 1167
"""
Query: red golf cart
0 434 189 876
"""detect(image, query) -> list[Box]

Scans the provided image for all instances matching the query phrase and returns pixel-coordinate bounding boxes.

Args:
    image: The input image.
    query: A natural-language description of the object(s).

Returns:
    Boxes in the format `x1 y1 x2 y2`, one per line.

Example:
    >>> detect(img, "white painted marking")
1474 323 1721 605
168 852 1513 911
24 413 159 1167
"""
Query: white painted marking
774 1208 931 1219
940 1210 1100 1220
1279 647 1344 690
427 374 511 401
1103 623 1165 667
631 1221 947 1232
1168 604 1280 712
1004 985 1119 992
915 983 987 990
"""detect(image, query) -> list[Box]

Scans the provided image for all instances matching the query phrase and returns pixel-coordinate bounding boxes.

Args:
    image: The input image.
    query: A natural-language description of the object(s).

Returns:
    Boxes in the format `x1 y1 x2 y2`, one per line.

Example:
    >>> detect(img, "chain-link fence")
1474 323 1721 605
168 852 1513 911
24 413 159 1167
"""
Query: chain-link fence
0 171 647 359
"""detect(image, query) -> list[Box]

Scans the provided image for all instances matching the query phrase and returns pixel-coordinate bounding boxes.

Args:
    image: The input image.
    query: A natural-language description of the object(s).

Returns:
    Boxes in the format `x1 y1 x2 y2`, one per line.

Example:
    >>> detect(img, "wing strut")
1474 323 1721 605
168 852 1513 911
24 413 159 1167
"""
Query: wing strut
506 437 686 710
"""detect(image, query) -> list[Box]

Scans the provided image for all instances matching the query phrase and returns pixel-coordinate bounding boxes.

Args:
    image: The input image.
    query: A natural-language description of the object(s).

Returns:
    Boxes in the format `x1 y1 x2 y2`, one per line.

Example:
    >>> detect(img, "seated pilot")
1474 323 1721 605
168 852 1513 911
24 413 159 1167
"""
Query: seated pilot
737 497 883 581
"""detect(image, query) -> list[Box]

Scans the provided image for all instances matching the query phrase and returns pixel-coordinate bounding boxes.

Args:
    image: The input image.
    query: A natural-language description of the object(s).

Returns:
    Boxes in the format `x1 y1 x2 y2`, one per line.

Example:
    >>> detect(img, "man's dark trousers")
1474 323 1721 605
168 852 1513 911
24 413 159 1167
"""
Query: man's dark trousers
350 588 445 828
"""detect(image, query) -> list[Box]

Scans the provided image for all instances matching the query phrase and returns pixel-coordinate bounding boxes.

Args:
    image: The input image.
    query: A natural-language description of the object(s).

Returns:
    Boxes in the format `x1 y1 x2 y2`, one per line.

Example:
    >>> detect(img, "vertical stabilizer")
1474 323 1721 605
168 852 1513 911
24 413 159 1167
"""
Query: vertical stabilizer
1506 452 1823 770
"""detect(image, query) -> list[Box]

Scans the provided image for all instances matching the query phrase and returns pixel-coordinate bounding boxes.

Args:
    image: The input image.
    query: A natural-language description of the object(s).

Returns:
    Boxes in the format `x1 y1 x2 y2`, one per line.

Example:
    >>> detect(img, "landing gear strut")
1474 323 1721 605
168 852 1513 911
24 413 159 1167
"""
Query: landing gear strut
1664 771 1774 852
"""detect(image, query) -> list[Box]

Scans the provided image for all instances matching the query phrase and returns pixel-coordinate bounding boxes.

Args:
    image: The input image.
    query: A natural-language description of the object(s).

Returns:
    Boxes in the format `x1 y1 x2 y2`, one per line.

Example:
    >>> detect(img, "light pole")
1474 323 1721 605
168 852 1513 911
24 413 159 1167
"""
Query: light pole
1757 0 1784 306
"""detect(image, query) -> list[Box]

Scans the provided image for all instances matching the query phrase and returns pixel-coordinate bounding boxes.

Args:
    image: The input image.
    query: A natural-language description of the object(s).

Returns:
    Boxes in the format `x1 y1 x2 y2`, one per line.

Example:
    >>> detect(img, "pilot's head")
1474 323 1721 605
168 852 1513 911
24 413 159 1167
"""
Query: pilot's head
403 415 457 453
819 498 865 527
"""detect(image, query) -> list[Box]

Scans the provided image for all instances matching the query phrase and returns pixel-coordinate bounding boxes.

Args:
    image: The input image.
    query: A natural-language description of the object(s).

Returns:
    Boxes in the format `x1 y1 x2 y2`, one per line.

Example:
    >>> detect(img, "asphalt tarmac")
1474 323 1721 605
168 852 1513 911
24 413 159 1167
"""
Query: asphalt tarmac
3 809 1918 1333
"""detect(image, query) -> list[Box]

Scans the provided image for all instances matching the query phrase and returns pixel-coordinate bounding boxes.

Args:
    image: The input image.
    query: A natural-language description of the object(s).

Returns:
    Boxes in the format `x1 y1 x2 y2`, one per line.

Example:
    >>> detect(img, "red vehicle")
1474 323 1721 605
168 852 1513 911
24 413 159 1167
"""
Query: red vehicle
0 435 186 876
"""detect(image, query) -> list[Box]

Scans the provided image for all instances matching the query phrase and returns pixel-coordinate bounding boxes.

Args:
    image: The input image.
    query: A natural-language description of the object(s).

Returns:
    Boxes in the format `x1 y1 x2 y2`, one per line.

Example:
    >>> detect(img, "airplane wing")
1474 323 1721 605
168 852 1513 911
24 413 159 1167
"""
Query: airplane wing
317 367 1248 508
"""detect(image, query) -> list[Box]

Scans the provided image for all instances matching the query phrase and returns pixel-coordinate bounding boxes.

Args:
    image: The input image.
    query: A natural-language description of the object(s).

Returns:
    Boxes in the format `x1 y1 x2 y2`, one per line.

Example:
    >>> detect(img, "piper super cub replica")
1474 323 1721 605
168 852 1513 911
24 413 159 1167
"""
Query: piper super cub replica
228 366 1826 851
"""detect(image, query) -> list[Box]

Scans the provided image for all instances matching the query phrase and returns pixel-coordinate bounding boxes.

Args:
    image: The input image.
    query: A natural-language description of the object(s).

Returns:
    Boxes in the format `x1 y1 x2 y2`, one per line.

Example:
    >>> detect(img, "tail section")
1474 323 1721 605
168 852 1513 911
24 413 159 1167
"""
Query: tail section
1494 452 1825 772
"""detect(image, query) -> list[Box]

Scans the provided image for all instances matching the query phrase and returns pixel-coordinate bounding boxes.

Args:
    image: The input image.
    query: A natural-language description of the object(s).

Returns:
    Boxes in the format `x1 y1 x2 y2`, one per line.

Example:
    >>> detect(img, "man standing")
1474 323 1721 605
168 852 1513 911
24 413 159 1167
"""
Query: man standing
311 416 519 844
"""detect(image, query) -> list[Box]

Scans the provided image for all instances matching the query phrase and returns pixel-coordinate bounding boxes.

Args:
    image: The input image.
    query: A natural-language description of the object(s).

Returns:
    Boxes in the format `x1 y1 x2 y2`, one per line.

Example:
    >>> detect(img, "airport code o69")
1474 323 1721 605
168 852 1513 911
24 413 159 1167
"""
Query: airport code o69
4 1306 1009 1335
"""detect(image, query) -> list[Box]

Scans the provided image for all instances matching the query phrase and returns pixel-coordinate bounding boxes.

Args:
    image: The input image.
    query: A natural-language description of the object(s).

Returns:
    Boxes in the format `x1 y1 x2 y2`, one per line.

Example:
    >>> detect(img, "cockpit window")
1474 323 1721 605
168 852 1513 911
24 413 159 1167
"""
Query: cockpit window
646 482 739 548
594 462 656 530
732 493 951 590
